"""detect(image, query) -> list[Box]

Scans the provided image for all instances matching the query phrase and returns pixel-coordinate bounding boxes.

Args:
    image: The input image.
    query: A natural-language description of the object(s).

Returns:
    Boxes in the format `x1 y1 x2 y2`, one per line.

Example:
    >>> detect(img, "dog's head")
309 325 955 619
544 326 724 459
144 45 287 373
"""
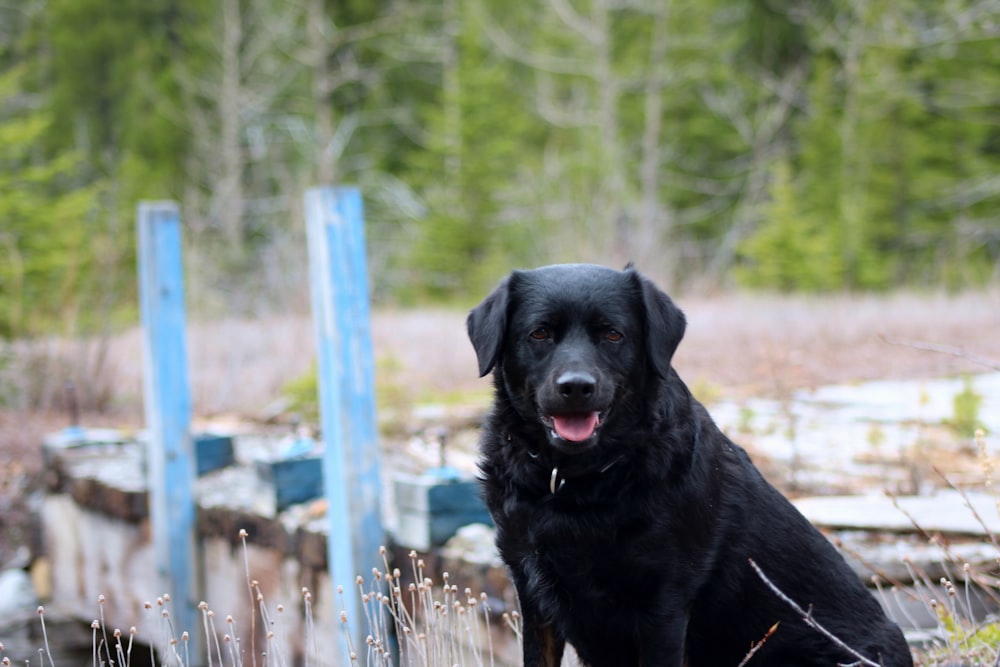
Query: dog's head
467 264 686 454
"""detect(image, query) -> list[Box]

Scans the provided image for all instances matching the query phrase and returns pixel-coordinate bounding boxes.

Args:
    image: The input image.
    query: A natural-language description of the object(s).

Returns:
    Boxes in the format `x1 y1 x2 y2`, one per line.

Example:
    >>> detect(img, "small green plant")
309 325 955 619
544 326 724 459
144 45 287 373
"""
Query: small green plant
279 355 416 435
736 404 757 435
948 375 985 437
689 377 722 405
866 423 886 450
280 363 319 423
375 354 414 436
919 588 1000 666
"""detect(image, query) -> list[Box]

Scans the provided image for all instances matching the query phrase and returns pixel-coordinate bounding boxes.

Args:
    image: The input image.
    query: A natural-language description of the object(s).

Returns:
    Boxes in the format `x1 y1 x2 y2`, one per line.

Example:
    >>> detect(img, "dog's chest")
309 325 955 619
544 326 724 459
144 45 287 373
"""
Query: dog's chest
519 520 661 648
514 493 655 589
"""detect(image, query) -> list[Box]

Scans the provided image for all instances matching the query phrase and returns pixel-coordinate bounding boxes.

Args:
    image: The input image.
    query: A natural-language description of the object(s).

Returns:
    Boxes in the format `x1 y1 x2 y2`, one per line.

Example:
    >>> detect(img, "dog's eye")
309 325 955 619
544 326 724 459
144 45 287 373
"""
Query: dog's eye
530 328 550 341
605 329 623 342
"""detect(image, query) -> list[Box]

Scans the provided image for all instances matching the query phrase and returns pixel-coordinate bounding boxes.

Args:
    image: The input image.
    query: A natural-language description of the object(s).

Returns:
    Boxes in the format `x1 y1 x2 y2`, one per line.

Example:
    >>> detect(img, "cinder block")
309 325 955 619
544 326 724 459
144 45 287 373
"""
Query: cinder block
194 434 235 476
256 457 324 512
393 472 493 551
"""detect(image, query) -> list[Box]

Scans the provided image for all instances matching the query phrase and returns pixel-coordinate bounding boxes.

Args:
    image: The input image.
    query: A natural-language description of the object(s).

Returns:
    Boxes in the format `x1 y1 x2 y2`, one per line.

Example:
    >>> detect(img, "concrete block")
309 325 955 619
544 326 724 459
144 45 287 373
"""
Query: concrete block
393 472 493 551
256 457 324 512
194 433 235 476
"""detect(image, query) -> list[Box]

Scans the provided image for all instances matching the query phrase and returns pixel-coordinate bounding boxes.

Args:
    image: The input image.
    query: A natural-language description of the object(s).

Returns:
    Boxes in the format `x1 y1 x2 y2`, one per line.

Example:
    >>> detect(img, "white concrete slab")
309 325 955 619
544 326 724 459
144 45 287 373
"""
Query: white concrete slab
794 490 1000 535
710 372 1000 493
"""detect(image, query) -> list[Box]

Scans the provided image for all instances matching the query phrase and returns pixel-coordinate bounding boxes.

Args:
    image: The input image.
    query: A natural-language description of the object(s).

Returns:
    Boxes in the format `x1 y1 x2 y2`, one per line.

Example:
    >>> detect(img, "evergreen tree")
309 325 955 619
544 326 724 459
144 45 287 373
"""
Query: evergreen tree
0 66 102 338
737 159 841 291
404 0 545 299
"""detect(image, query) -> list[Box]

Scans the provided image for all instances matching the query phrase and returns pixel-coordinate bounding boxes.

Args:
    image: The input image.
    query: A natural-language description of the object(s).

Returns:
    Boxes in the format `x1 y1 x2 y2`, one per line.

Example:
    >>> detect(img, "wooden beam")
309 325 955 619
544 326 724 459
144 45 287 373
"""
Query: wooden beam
137 201 199 646
304 186 385 654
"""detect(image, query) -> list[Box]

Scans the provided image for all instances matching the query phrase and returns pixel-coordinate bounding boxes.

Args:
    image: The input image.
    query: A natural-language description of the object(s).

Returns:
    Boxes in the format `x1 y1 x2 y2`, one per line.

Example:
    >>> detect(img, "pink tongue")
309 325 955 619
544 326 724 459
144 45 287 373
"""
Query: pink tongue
552 412 600 442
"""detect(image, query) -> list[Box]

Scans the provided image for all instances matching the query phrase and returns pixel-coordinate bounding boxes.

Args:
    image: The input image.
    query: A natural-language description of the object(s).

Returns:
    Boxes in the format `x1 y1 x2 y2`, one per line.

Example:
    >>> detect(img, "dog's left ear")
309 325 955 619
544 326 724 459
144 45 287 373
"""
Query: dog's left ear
467 276 511 377
630 270 686 379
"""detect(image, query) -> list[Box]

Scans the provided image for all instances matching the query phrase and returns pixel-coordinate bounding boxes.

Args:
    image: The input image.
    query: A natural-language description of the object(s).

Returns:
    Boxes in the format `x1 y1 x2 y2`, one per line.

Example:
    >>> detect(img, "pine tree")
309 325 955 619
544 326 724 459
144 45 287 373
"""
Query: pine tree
0 67 102 338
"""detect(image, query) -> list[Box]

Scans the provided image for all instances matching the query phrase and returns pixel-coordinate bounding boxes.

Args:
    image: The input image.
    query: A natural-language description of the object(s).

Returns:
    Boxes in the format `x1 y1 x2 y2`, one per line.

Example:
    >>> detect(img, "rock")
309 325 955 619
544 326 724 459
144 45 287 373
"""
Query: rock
441 523 501 567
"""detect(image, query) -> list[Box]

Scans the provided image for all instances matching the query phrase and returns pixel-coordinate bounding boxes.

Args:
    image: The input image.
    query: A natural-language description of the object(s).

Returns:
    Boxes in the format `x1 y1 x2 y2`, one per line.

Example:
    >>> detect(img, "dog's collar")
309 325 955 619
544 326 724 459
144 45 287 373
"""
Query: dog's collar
541 455 623 495
512 435 624 495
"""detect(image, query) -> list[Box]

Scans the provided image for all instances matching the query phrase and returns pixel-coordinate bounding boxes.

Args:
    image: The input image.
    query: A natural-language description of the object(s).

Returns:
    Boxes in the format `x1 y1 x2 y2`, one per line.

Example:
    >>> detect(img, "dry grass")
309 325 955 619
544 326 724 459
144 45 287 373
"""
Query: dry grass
0 537 521 667
341 548 519 667
5 288 999 422
7 526 1000 667
675 289 1000 399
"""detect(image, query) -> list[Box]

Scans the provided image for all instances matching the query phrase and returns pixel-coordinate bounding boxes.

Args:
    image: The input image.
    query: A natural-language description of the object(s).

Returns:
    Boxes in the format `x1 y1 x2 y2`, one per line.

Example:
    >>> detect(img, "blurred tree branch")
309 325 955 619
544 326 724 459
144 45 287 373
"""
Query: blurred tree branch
879 334 1000 372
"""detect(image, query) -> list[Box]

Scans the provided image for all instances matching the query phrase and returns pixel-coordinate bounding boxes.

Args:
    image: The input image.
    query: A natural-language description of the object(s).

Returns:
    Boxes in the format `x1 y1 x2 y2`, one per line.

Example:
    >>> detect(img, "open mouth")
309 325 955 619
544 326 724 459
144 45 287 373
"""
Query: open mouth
541 411 606 444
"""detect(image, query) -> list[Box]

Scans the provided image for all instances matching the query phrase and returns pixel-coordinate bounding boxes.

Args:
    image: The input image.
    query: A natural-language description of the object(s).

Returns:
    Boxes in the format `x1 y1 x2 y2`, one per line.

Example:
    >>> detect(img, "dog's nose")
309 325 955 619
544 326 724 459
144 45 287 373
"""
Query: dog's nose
556 371 596 399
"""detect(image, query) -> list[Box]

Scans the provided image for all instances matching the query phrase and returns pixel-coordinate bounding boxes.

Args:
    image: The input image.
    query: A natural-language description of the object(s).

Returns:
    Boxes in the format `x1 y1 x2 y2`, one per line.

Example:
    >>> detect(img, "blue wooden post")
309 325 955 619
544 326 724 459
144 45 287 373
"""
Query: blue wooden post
137 201 198 645
304 187 384 651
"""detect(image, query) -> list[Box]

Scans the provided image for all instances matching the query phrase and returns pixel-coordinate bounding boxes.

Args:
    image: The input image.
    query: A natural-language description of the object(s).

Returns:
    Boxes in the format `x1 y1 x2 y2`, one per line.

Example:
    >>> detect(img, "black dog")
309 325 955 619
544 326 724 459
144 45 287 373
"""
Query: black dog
468 264 912 667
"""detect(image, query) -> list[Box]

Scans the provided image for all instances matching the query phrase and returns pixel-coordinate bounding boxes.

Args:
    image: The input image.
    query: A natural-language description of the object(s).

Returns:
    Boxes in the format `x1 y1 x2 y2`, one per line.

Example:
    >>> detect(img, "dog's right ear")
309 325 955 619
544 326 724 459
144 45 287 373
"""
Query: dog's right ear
467 276 512 377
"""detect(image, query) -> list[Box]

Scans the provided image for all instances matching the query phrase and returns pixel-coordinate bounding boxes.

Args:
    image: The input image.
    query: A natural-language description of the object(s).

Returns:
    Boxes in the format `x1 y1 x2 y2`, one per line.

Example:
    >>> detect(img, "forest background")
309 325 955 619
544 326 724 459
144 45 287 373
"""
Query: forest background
1 0 999 342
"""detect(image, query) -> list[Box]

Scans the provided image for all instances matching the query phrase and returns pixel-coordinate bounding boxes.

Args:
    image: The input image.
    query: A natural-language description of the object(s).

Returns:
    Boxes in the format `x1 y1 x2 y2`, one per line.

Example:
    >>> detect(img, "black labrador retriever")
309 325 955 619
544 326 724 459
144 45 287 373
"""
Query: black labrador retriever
468 264 912 667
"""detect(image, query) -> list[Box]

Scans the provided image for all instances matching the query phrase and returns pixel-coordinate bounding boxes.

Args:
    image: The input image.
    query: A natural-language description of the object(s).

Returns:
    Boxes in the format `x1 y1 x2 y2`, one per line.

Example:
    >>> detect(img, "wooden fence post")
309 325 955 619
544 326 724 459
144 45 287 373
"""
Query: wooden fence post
304 186 384 653
137 201 199 645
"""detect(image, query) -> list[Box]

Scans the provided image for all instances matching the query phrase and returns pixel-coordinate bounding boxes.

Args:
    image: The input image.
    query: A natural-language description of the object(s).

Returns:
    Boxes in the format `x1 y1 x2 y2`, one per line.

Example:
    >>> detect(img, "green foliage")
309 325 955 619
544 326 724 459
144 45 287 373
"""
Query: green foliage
736 405 757 435
403 3 545 299
0 66 103 338
738 160 843 291
281 364 319 424
738 1 1000 292
689 377 722 406
3 0 1000 328
280 355 416 433
928 602 1000 665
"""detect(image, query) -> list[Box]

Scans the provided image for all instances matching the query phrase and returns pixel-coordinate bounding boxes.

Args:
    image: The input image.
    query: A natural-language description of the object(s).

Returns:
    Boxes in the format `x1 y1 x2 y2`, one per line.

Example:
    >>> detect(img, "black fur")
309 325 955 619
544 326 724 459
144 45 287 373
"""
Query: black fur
468 264 912 667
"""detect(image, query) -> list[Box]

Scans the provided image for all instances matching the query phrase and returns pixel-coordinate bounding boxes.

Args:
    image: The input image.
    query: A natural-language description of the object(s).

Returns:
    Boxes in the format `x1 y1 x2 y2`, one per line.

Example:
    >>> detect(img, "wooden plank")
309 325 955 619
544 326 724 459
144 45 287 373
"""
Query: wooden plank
137 201 199 644
304 186 385 653
331 188 384 570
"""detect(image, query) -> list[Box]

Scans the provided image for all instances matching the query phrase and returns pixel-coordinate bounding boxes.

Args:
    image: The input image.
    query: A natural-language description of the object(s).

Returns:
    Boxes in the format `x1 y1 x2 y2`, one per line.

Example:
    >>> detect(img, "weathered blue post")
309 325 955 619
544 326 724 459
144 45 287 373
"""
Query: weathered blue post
304 187 384 653
137 201 198 645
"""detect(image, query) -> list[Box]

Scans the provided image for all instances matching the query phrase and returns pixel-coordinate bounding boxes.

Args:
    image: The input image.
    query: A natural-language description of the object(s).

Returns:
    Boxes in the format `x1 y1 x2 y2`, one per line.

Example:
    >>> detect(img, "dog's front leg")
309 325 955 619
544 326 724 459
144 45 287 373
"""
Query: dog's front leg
504 545 566 667
510 567 566 667
523 617 565 667
638 610 687 667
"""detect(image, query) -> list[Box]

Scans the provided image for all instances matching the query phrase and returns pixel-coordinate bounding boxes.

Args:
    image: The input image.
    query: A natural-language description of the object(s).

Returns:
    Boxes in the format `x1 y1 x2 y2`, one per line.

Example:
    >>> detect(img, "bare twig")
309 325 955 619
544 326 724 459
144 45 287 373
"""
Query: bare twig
737 621 779 667
935 466 1000 551
830 535 911 592
747 559 882 667
239 529 257 667
878 334 1000 372
884 491 935 542
885 489 1000 606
